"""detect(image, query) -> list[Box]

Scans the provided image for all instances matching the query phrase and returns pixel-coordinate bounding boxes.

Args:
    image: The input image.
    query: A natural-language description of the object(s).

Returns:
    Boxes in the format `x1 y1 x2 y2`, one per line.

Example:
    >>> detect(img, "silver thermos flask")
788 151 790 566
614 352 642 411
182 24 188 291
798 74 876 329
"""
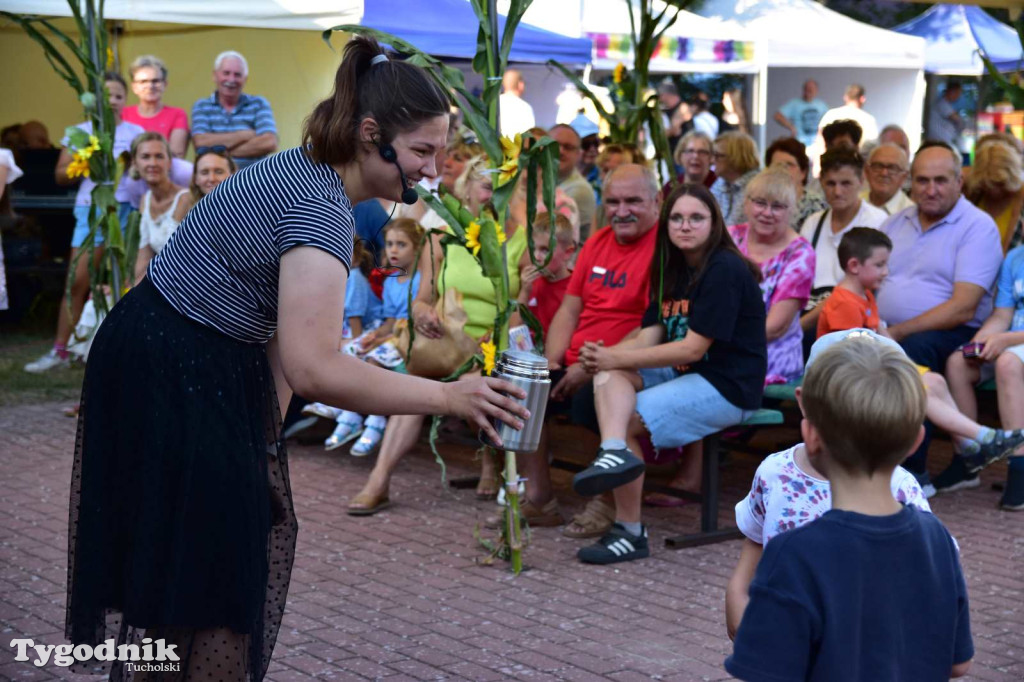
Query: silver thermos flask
481 350 550 453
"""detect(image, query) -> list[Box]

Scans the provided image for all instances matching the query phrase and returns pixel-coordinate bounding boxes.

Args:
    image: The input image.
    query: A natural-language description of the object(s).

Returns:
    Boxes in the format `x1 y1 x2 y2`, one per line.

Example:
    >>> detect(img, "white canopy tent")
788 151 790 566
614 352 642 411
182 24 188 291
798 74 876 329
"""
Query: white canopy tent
582 0 758 75
697 0 928 155
0 0 363 30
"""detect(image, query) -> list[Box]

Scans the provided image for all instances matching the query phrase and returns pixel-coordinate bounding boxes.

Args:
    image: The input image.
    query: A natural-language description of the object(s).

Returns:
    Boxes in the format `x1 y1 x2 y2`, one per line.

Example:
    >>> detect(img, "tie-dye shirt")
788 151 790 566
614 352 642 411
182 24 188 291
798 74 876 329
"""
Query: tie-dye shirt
728 224 815 384
735 444 931 546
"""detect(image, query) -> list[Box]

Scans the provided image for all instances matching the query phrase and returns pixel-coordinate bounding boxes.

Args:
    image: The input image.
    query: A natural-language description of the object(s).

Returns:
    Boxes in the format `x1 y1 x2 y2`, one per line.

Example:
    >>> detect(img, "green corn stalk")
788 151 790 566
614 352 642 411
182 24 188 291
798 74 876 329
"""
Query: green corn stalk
326 0 566 574
547 0 696 186
3 1 136 315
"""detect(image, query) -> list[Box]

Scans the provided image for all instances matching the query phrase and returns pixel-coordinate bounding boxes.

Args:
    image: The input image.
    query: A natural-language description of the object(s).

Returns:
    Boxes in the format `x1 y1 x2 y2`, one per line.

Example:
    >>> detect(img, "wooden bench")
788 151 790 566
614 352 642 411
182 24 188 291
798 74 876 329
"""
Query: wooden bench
663 407 784 549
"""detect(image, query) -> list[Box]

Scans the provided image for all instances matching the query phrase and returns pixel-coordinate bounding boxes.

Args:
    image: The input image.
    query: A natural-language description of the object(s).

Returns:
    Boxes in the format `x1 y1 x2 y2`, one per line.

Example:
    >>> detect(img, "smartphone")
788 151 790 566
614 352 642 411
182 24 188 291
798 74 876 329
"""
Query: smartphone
961 342 984 359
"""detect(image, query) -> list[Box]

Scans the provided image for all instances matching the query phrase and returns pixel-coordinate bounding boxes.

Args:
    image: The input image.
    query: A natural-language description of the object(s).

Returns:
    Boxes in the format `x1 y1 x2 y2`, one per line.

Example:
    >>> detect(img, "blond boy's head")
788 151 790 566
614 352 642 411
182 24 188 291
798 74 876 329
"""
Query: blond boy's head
801 334 926 476
531 212 576 278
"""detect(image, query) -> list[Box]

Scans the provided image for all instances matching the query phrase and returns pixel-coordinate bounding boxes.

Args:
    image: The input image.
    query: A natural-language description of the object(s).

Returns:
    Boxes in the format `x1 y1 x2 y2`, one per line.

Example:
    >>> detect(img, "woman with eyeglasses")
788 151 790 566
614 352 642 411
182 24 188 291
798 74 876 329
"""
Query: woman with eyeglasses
190 145 237 202
765 136 826 228
710 131 761 226
728 168 815 384
123 55 189 158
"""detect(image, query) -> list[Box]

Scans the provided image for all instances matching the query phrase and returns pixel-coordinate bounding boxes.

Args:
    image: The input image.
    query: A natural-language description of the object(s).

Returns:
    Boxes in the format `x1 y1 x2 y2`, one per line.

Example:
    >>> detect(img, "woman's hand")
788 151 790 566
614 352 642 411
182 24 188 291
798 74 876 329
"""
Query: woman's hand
579 341 617 374
412 300 443 339
442 377 529 448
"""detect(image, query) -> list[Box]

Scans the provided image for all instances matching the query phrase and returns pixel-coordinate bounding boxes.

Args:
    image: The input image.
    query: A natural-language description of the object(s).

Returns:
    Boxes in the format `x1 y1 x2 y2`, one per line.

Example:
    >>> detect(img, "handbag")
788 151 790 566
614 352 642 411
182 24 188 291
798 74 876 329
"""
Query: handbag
394 287 480 378
804 210 833 312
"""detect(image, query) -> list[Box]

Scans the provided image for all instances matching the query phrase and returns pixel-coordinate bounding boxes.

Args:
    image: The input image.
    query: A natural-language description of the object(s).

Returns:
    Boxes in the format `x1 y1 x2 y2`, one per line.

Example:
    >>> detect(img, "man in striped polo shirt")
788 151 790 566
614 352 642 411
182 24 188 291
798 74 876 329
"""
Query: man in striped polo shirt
191 50 278 169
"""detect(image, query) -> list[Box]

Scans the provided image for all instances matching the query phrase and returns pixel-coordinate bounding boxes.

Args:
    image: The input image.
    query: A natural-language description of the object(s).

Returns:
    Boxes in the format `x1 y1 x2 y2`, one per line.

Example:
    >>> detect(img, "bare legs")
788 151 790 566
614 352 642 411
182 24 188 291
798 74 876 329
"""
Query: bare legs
996 353 1024 430
921 371 987 443
55 246 104 348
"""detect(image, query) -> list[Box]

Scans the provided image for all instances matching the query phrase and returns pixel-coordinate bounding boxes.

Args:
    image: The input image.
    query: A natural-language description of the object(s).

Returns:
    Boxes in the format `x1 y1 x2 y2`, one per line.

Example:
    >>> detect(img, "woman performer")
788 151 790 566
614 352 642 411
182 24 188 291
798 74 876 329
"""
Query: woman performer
65 37 528 681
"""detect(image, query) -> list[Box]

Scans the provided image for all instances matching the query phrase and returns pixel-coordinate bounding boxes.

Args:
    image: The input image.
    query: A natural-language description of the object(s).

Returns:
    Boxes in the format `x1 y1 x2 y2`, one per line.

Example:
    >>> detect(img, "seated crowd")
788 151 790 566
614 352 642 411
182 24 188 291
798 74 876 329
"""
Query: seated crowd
7 58 1023 662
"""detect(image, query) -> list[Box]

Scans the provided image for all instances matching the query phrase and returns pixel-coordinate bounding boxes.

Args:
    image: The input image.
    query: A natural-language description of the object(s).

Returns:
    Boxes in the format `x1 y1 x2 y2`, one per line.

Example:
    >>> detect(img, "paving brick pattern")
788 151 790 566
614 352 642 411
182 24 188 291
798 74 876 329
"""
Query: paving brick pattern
1 402 1022 680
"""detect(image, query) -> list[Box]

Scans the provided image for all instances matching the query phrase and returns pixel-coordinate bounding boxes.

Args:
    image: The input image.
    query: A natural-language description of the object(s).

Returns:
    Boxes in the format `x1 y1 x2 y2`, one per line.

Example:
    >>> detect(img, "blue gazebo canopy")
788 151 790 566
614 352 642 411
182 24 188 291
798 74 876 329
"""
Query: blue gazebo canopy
893 4 1022 75
360 0 593 65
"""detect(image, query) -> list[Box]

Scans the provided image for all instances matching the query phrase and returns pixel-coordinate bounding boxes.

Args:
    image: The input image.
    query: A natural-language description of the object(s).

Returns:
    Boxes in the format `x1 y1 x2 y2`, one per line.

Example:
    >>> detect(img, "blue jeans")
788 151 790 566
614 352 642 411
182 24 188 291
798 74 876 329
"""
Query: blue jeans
899 325 976 474
635 368 751 449
71 202 133 248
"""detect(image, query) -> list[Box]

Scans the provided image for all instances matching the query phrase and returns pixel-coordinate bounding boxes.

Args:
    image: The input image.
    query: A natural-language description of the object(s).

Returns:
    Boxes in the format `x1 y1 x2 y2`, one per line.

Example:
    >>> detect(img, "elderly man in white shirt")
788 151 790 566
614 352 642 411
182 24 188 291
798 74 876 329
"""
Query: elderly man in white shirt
862 143 915 216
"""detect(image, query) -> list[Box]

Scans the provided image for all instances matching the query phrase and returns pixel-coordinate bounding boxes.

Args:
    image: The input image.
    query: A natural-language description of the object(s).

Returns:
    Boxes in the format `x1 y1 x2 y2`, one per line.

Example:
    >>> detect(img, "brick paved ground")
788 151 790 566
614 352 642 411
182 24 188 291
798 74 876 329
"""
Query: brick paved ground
1 401 1023 681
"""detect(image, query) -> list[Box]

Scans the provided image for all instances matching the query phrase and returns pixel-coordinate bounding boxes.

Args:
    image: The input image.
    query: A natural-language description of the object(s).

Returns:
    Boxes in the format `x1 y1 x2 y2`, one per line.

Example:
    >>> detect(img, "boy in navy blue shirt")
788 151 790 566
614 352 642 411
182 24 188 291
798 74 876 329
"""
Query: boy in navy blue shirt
726 331 974 681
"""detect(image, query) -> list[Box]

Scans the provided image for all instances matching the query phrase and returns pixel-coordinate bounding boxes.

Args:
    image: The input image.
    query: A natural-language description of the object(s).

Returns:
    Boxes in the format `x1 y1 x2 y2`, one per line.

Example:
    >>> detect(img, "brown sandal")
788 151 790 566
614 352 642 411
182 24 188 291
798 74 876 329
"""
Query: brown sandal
561 498 615 538
484 497 563 529
347 490 391 516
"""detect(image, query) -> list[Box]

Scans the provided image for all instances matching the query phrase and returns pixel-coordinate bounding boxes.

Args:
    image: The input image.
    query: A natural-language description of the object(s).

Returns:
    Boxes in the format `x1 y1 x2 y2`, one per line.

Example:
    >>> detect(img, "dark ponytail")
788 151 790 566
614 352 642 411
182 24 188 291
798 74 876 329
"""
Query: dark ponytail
302 36 449 166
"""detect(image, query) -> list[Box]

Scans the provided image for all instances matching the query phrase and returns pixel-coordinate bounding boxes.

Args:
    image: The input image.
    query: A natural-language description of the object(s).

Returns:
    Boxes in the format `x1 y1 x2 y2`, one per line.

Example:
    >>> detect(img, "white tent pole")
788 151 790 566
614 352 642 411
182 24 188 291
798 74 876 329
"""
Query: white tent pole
754 63 769 158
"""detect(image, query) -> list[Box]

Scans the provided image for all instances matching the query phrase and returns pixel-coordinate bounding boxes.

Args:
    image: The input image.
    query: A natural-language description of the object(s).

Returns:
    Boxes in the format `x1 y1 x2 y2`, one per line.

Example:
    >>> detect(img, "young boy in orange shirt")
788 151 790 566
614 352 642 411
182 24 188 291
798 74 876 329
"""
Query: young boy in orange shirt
817 227 1024 488
817 227 890 338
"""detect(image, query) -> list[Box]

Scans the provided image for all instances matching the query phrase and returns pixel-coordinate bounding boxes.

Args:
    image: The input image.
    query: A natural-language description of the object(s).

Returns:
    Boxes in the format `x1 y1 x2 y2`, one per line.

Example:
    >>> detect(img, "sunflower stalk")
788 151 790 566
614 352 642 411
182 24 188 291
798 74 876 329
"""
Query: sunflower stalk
4 1 138 317
325 0 557 574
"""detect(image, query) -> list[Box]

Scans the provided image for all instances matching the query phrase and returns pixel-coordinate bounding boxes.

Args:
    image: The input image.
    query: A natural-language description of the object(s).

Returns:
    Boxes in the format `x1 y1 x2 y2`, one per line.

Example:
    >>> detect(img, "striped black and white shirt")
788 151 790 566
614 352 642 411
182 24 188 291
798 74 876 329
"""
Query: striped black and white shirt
149 147 353 343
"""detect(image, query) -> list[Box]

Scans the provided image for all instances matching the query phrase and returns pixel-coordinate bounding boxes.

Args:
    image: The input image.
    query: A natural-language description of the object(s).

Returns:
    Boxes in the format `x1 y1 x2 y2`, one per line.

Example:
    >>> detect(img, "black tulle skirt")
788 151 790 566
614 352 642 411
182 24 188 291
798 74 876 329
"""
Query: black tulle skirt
65 277 297 681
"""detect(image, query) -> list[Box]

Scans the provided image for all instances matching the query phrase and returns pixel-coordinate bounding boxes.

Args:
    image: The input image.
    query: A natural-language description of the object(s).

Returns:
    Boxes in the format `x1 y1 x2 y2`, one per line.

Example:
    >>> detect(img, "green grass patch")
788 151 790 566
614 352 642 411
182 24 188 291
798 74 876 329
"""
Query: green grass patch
0 332 84 407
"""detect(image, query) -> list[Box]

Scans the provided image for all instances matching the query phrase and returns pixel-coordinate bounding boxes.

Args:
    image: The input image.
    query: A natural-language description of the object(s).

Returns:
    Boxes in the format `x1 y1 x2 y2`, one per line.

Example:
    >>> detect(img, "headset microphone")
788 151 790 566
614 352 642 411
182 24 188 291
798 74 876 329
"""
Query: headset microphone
378 143 419 205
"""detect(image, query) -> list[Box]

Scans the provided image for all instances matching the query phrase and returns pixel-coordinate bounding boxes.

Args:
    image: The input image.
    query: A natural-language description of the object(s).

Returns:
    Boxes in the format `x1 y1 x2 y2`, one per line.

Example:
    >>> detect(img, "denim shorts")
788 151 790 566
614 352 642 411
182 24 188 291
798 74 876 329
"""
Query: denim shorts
635 367 753 449
71 202 133 248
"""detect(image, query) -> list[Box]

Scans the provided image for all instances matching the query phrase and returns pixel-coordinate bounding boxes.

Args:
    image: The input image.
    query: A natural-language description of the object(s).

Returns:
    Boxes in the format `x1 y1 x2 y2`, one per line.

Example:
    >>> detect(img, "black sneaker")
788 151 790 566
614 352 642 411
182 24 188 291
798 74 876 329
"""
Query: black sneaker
577 523 650 565
933 457 980 495
572 448 645 497
962 431 1024 474
1000 466 1024 511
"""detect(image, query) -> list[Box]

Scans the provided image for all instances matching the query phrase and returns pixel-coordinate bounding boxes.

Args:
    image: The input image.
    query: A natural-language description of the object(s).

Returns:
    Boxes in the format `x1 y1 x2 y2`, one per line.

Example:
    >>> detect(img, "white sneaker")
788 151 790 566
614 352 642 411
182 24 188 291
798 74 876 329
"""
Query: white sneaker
301 402 341 420
24 349 70 373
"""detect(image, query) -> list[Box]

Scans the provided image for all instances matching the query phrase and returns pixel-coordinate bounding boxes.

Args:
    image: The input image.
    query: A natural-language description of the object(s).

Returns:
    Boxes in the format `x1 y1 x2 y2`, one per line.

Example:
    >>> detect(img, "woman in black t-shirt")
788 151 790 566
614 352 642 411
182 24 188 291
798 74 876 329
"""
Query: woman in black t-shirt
66 38 528 681
570 183 767 565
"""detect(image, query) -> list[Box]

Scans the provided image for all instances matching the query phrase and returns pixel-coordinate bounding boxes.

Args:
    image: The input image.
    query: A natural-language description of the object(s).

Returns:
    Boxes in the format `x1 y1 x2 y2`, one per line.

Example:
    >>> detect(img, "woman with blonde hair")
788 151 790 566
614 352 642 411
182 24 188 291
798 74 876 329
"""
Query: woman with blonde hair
440 136 483 193
710 131 761 225
967 138 1024 252
453 154 493 216
728 168 815 383
131 132 192 283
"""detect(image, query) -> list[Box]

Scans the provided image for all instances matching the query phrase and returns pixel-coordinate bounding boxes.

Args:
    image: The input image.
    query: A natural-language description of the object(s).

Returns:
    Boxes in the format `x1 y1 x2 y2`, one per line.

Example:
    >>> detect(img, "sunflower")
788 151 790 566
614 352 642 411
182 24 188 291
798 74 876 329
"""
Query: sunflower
480 340 497 374
85 135 101 156
67 155 91 179
496 133 522 187
465 221 482 256
613 62 626 84
495 222 507 246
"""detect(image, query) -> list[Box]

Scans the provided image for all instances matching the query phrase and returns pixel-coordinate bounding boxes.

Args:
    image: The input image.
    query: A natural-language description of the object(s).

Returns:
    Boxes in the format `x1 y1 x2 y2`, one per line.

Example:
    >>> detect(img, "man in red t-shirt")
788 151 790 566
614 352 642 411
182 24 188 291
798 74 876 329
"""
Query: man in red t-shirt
517 164 661 527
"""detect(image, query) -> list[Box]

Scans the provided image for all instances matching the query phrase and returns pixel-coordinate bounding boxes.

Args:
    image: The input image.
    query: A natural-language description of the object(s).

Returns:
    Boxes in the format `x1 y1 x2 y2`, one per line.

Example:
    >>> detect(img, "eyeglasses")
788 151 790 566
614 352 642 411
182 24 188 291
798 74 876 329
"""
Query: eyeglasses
670 213 710 227
196 145 228 155
749 198 789 214
867 162 907 175
682 149 711 157
133 78 165 86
